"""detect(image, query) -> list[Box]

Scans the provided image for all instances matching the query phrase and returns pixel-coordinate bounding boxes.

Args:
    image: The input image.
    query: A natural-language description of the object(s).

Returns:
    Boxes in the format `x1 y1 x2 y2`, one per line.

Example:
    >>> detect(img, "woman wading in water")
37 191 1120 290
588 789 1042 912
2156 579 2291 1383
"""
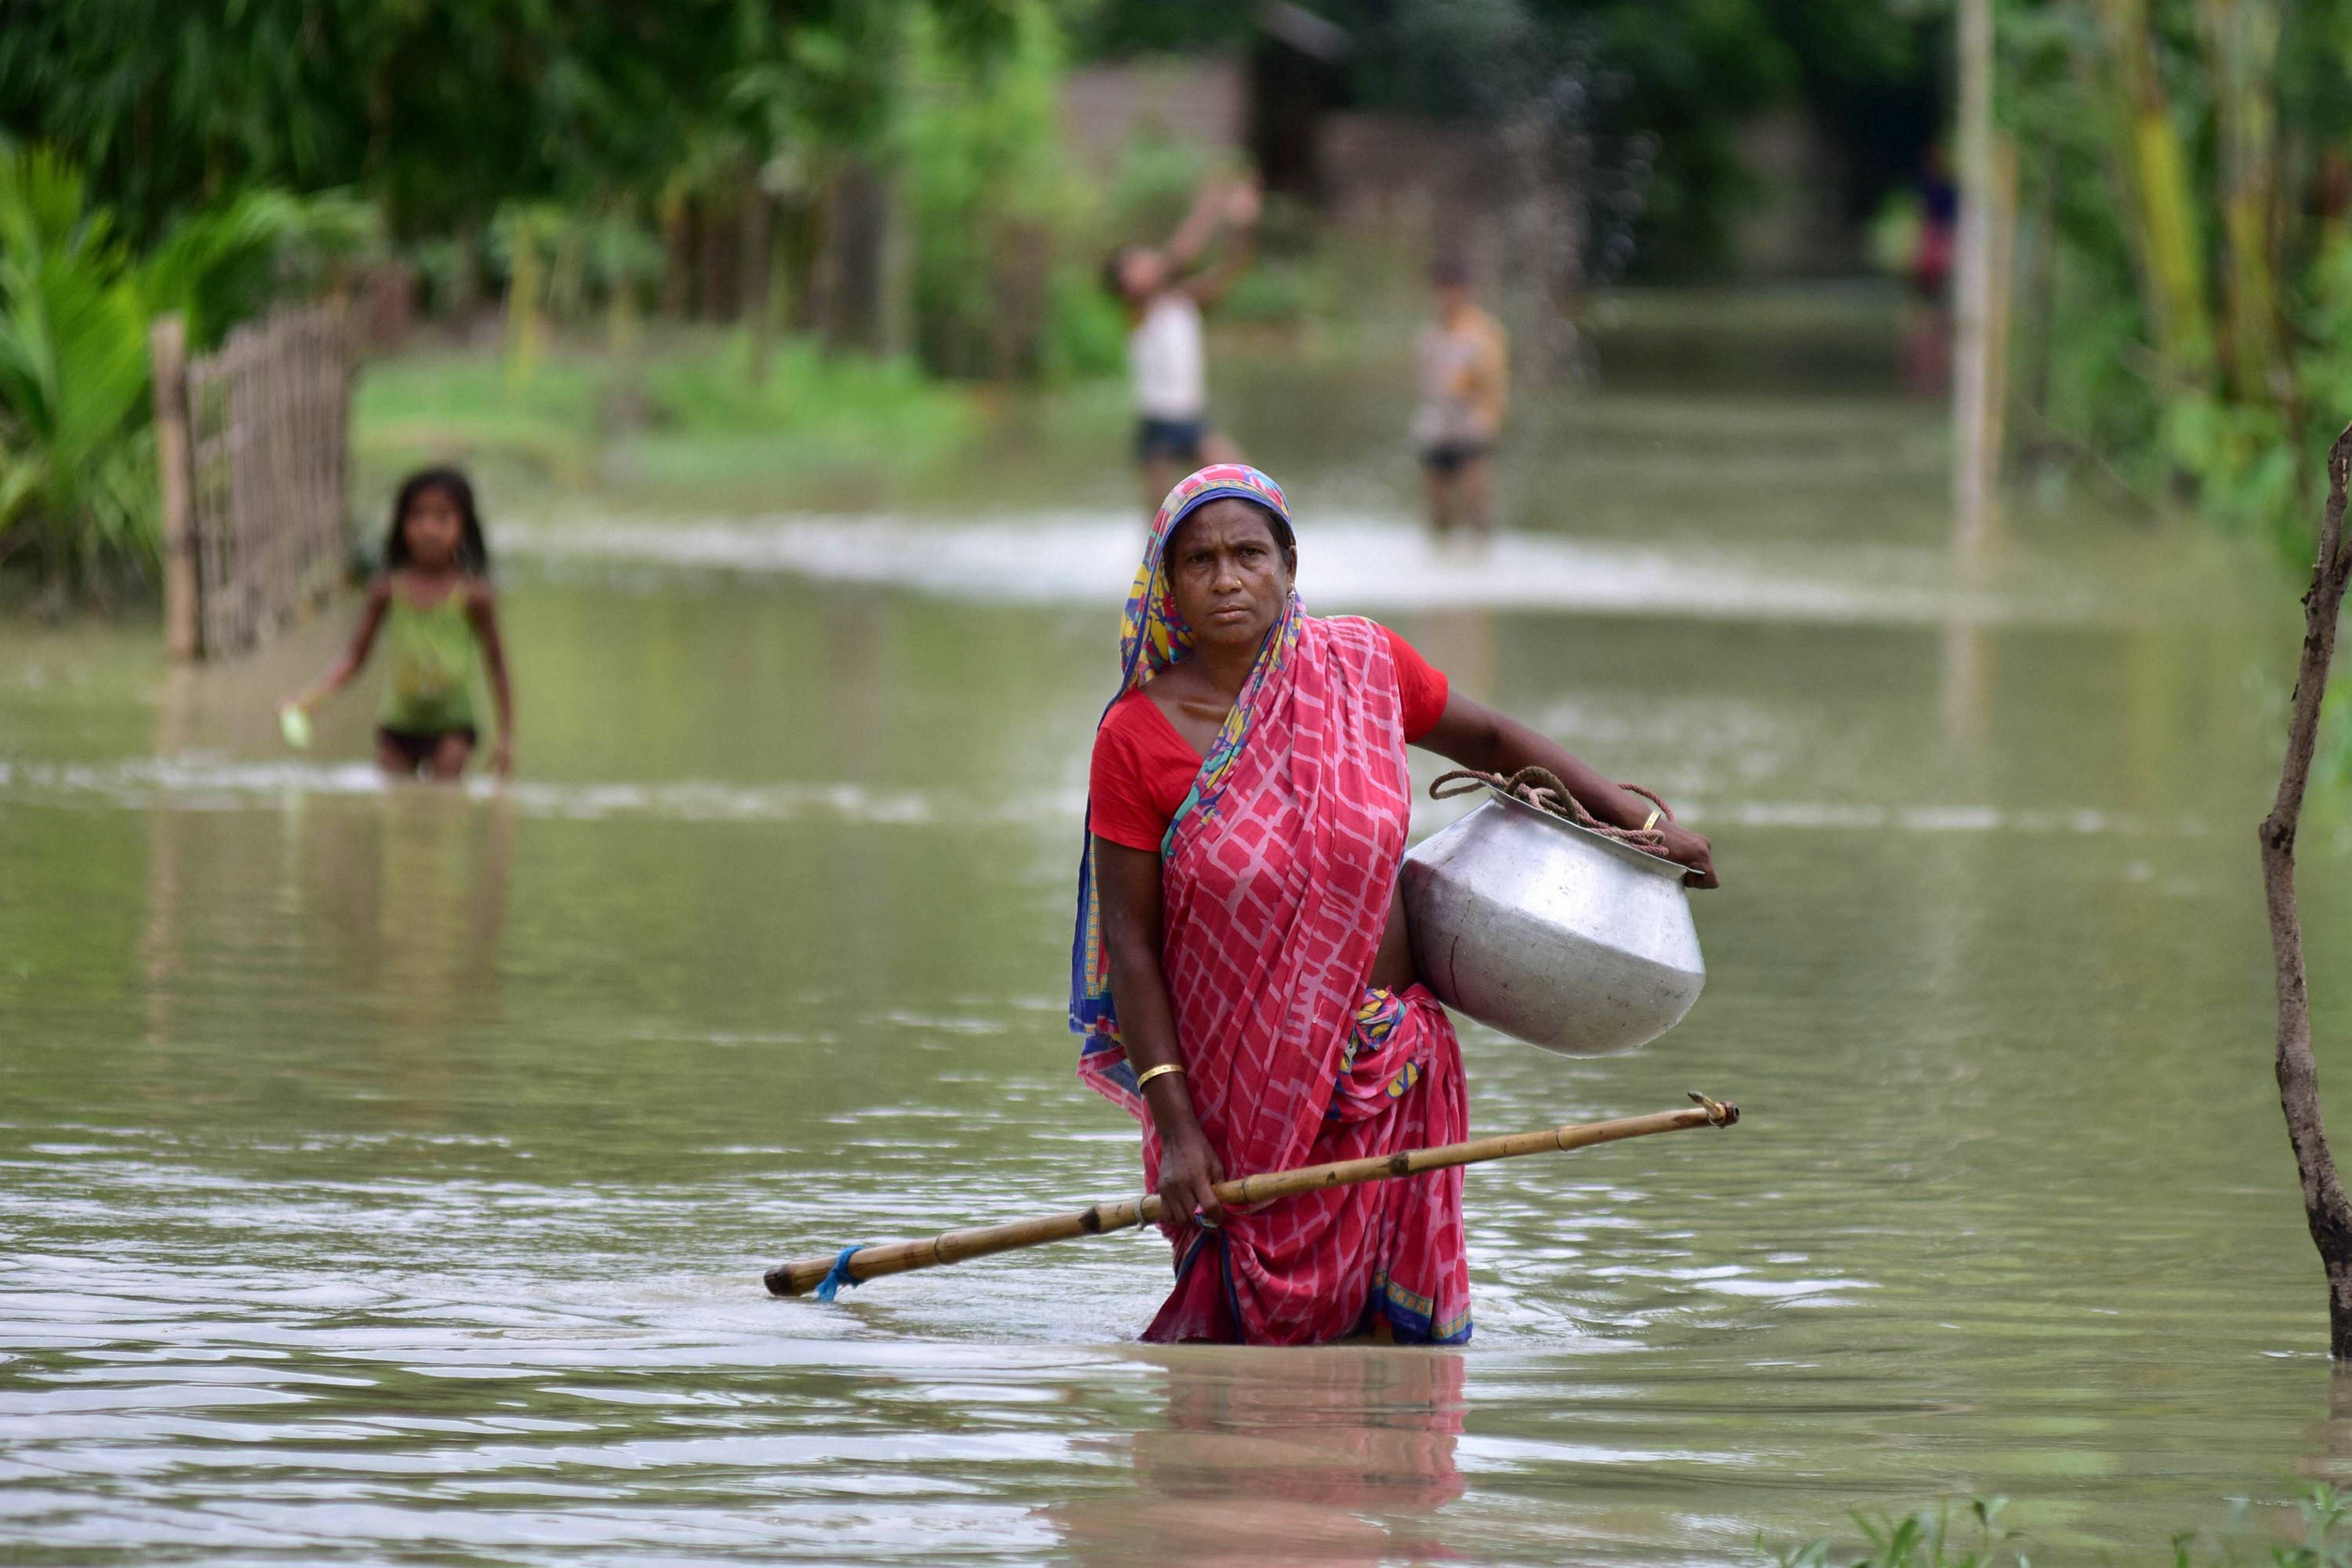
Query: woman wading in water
285 467 515 779
1073 465 1715 1344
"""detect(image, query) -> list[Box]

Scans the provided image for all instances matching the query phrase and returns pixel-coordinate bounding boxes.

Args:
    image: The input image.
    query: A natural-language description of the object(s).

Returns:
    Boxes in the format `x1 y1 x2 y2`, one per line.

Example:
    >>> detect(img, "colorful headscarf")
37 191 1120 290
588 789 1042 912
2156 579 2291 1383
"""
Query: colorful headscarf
1069 464 1302 1045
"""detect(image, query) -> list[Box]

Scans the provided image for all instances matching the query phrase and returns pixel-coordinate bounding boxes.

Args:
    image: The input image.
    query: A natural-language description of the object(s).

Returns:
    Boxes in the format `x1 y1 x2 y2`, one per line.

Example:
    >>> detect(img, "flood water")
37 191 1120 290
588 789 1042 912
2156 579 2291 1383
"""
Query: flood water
5 301 2349 1563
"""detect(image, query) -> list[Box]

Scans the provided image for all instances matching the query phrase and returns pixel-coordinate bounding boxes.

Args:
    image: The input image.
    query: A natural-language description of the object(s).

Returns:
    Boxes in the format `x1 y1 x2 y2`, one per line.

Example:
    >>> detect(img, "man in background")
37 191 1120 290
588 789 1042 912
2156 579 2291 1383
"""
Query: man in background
1413 256 1508 539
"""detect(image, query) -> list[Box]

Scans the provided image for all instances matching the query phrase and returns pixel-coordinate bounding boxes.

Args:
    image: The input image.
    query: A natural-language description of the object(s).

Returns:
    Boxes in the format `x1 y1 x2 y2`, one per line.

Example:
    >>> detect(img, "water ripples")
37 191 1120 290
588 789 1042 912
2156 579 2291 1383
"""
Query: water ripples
0 752 2210 842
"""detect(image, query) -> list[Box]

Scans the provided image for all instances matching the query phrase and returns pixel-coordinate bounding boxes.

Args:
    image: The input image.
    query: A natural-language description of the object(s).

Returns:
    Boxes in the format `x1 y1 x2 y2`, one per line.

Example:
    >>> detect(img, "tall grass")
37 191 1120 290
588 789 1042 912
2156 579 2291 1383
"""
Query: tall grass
1774 1497 2029 1568
351 329 987 506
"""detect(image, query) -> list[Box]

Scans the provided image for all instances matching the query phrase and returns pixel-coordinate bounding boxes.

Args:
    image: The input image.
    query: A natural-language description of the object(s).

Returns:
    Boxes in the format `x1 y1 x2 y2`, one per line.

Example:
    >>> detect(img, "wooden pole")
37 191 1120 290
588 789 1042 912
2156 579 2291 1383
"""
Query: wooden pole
2260 424 2352 1361
1953 0 1999 561
766 1094 1740 1299
149 313 200 662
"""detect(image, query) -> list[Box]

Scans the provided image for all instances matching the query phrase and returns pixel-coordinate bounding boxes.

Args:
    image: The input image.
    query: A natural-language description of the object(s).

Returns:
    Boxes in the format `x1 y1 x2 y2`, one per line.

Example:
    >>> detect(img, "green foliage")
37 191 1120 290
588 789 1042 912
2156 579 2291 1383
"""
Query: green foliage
0 145 374 594
2002 0 2352 554
0 1 1023 245
2269 1485 2352 1568
143 186 382 350
904 0 1081 378
1774 1496 2030 1568
352 331 983 500
0 148 157 592
1100 133 1219 251
1771 1487 2352 1568
1038 263 1127 380
1218 262 1312 326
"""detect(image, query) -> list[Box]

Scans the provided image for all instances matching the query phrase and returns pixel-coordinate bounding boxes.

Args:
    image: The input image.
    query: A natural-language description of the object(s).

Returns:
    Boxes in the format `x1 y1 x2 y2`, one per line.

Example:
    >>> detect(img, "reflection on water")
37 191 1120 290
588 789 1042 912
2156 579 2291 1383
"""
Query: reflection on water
0 364 2342 1564
1054 1350 1465 1567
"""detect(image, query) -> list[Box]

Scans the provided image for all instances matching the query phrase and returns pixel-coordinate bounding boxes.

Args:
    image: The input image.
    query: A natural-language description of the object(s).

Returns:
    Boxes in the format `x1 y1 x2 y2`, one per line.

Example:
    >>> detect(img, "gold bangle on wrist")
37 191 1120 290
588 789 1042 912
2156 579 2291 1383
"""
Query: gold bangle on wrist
1640 808 1662 833
1134 1062 1186 1090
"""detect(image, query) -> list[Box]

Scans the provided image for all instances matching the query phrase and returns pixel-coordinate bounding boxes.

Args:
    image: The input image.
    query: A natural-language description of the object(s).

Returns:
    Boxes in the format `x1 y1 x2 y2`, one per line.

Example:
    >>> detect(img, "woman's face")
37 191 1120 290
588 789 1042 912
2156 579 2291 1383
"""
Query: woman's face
402 489 464 569
1165 499 1293 652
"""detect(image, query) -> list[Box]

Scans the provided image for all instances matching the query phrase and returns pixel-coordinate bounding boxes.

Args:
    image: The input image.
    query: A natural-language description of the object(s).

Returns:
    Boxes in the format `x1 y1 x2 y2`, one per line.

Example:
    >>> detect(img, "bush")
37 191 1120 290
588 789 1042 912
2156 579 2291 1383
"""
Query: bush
905 0 1085 380
1774 1497 2027 1568
0 147 156 596
0 146 385 598
145 187 381 351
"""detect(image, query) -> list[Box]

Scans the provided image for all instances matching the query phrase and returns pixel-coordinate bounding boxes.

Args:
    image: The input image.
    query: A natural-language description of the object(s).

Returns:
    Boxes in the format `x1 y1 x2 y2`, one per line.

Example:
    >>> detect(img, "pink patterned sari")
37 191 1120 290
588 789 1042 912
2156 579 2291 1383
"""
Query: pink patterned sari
1071 466 1471 1345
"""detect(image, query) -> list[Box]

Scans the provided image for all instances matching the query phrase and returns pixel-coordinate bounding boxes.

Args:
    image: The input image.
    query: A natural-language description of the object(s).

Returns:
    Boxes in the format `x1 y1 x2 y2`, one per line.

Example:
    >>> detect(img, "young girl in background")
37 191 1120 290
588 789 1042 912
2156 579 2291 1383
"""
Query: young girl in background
284 467 515 779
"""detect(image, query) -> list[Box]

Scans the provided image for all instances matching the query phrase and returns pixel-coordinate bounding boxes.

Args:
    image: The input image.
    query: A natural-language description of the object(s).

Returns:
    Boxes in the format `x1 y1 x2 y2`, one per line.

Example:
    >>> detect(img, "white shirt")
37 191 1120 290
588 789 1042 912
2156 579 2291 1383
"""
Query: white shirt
1127 294 1205 420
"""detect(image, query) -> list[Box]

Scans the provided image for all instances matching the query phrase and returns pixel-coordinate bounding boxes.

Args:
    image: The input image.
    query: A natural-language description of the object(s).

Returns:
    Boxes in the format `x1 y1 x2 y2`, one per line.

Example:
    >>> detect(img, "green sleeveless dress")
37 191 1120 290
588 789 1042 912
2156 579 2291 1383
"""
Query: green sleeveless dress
377 587 482 735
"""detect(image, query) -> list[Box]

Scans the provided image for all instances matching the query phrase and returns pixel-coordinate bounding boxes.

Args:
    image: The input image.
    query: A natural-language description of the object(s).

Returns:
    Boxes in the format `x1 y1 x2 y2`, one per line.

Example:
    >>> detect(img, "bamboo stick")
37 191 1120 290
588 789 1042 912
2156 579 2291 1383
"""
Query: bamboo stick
765 1093 1740 1299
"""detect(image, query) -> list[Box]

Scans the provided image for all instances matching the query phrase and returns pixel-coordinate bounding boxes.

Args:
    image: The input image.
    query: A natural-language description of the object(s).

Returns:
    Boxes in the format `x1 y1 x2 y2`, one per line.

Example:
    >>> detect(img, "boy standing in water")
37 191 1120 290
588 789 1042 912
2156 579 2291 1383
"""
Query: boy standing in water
1413 257 1509 538
1104 175 1262 516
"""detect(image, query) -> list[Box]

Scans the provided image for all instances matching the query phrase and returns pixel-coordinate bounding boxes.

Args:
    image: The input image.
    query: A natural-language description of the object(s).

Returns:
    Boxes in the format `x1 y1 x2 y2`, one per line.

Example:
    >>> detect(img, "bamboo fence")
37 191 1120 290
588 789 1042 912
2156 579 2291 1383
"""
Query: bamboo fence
153 305 353 660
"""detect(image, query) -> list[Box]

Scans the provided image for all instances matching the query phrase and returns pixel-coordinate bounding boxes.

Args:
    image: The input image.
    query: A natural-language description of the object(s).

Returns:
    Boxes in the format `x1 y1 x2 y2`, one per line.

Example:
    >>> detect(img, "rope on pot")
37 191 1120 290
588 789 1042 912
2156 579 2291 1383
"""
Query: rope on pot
1428 766 1677 855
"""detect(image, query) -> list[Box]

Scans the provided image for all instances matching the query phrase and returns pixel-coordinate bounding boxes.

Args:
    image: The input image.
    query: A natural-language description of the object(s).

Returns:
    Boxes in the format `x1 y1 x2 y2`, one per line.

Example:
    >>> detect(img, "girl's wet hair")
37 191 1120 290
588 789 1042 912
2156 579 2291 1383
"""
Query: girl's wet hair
383 467 489 572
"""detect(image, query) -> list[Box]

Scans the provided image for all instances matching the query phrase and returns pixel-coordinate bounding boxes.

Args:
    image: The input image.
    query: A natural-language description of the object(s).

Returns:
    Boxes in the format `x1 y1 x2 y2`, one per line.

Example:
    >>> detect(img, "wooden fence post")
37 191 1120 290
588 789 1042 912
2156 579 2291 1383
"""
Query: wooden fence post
149 313 200 662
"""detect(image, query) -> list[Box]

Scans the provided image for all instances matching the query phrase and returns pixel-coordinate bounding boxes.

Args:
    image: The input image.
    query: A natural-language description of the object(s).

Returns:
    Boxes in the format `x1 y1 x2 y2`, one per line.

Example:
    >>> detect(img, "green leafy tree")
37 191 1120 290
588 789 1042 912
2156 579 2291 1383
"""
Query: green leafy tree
0 1 1021 245
0 148 157 593
2002 0 2352 550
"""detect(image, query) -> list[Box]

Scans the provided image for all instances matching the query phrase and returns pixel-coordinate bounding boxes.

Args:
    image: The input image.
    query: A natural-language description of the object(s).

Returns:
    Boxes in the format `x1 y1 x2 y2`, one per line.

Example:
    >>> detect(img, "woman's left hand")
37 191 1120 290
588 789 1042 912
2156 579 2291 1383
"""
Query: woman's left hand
1658 822 1717 888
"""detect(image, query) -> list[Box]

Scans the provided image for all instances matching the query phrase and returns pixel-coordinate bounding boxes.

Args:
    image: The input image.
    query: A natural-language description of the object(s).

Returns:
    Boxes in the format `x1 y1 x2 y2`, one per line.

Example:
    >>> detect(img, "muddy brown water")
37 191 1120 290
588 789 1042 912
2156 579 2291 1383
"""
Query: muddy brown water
4 310 2348 1563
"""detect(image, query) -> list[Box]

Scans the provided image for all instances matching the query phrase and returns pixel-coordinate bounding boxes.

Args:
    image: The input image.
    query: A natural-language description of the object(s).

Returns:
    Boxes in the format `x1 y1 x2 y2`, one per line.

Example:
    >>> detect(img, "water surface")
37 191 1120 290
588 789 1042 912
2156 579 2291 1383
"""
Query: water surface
3 321 2345 1563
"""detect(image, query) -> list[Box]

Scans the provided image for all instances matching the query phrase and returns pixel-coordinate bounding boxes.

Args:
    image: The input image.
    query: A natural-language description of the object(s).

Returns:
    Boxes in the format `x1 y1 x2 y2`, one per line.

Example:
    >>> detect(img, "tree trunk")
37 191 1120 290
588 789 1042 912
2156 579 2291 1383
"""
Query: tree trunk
2094 0 2217 391
877 164 913 361
817 162 890 356
660 185 693 320
2197 0 2286 406
1953 0 2009 561
2260 424 2352 1361
741 178 775 384
699 191 736 323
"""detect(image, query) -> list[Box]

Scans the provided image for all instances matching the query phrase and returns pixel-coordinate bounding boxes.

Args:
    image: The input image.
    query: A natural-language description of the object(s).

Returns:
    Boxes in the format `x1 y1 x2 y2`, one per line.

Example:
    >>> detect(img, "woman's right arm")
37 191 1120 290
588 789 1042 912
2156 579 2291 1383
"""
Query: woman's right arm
1094 836 1228 1226
287 576 391 711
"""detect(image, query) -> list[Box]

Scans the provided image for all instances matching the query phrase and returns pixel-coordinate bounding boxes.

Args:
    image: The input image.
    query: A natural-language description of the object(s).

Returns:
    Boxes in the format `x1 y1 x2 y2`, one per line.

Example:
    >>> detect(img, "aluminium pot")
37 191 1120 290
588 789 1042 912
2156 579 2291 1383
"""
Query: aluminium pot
1400 788 1705 1055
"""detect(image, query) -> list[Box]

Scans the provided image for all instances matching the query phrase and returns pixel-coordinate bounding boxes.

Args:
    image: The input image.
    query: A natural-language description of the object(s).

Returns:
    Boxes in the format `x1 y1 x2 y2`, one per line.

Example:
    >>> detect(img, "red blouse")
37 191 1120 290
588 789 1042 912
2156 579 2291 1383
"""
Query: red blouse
1088 623 1450 853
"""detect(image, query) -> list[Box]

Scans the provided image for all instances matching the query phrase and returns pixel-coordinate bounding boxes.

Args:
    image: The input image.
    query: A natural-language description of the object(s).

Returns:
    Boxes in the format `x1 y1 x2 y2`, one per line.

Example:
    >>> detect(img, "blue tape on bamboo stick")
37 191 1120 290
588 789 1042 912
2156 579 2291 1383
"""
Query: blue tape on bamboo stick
813 1246 865 1303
